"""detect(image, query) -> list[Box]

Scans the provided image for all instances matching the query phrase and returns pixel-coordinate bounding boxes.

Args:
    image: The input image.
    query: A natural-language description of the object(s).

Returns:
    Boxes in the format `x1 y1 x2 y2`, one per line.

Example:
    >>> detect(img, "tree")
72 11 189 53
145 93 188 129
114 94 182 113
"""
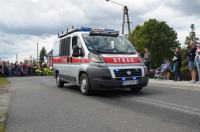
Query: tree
129 19 180 67
39 47 47 64
185 24 199 46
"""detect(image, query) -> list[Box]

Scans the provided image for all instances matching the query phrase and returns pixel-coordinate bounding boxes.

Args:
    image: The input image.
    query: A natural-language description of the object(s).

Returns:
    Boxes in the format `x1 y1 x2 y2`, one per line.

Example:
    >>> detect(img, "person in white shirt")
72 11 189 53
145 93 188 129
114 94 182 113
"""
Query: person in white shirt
195 44 200 83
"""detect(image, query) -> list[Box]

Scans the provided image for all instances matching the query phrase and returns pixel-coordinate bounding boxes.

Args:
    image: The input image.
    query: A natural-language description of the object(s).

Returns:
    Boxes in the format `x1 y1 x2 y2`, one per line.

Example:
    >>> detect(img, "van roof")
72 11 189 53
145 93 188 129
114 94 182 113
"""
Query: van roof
58 27 119 39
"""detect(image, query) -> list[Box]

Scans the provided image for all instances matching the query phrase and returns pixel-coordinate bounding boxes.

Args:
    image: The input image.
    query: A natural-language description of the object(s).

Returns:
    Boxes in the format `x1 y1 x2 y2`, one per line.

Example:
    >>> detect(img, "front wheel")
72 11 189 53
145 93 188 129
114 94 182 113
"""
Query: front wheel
130 86 143 93
80 74 92 95
56 74 64 88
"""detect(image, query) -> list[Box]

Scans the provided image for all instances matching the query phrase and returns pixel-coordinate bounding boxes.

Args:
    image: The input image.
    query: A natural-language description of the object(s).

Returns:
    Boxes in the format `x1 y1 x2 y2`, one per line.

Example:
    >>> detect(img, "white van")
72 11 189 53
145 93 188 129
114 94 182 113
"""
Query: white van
53 27 148 95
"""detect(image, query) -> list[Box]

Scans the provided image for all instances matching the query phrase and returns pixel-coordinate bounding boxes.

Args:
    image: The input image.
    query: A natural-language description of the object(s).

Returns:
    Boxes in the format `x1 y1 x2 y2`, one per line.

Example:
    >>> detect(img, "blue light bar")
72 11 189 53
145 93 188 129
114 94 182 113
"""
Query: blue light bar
58 27 118 38
80 27 92 32
79 27 116 32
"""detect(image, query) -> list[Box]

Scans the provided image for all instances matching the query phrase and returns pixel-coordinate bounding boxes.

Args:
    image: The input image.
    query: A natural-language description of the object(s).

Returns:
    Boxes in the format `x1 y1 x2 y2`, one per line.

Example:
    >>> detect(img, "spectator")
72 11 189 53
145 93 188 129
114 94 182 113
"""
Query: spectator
143 47 151 72
163 59 172 80
3 61 9 77
0 60 44 77
10 63 15 77
0 63 3 77
195 44 200 83
187 41 197 83
172 47 182 81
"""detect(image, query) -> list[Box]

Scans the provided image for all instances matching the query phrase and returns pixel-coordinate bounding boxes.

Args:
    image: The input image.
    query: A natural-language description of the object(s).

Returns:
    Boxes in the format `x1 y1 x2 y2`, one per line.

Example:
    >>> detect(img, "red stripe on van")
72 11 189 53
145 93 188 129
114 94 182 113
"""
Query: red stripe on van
103 57 141 64
72 58 81 63
53 56 90 64
72 58 90 63
53 56 67 64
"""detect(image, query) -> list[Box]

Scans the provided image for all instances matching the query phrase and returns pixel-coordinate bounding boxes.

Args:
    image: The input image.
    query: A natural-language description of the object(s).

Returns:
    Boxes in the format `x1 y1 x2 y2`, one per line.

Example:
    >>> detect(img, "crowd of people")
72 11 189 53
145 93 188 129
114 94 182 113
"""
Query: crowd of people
143 41 200 83
0 61 37 77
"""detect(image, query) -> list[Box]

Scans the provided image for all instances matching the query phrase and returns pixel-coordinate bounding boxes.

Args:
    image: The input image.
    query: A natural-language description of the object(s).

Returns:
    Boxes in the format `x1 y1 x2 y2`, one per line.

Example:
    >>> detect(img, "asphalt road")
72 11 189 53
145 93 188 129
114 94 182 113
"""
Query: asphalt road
7 77 200 132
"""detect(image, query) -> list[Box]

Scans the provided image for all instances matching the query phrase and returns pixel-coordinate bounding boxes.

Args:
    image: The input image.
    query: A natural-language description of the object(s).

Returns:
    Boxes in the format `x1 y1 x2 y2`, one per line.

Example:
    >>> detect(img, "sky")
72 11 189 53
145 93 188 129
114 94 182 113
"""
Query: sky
0 0 200 62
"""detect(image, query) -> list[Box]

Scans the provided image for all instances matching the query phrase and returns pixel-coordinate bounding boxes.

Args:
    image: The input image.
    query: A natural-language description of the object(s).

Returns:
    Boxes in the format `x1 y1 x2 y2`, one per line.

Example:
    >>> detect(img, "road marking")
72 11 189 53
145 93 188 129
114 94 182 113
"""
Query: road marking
148 83 200 92
121 96 200 116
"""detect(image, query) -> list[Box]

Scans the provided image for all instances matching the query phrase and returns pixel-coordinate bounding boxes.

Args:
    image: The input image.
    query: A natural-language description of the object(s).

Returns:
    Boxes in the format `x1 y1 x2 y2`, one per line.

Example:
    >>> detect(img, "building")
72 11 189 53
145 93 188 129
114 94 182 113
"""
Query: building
47 49 53 67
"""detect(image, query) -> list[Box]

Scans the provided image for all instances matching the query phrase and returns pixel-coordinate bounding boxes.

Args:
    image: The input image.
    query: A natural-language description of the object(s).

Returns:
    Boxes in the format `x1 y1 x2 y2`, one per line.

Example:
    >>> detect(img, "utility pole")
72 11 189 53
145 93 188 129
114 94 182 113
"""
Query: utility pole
105 0 131 35
122 6 131 35
16 54 18 62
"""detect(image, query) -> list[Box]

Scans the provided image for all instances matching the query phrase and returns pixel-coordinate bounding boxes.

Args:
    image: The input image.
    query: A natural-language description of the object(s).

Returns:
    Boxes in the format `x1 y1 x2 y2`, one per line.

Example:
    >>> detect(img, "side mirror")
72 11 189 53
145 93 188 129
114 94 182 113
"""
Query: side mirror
72 46 83 57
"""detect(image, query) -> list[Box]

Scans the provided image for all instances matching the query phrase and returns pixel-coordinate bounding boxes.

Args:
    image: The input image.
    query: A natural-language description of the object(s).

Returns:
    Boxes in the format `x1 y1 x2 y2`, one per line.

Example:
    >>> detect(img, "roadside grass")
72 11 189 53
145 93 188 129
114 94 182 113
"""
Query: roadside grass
0 113 6 132
0 122 5 132
0 77 9 88
0 78 9 132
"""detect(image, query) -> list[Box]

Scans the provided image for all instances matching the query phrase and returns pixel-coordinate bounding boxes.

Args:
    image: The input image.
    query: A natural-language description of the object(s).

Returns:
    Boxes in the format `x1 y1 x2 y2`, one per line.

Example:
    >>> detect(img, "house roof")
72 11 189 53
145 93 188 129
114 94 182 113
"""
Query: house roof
47 49 53 56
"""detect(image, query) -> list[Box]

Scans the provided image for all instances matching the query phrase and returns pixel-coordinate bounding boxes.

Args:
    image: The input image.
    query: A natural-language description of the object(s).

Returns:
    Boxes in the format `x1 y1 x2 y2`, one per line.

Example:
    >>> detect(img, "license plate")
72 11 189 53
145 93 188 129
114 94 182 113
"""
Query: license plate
123 80 138 86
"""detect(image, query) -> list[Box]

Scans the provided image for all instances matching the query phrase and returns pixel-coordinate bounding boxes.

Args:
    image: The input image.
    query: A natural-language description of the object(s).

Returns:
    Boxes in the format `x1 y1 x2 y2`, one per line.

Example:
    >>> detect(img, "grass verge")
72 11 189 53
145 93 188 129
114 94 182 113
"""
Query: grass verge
0 122 5 132
0 77 9 132
0 77 9 88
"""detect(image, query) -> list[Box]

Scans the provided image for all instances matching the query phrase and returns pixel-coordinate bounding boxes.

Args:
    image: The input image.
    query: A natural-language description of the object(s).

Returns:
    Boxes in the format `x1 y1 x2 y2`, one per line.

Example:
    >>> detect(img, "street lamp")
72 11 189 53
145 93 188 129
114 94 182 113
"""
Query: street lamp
105 0 131 35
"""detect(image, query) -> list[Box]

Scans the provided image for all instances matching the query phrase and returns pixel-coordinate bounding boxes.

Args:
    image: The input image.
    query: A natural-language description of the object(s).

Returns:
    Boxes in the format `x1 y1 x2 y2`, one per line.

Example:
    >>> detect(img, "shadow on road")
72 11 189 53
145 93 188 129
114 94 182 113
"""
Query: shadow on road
61 83 164 99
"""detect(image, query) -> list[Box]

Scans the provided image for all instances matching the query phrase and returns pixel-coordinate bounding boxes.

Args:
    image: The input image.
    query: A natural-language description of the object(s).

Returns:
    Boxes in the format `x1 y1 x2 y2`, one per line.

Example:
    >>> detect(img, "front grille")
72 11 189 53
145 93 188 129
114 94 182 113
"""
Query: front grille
114 69 142 78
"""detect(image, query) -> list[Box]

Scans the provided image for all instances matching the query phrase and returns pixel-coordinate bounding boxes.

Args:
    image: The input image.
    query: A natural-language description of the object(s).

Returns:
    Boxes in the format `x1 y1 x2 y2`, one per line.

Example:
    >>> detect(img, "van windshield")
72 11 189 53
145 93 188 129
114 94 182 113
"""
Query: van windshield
82 34 137 54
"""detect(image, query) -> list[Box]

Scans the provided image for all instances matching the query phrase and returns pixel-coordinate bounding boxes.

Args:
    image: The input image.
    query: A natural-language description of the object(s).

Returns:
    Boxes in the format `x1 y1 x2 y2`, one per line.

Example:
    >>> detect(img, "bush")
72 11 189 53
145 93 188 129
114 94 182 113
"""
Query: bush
35 67 53 76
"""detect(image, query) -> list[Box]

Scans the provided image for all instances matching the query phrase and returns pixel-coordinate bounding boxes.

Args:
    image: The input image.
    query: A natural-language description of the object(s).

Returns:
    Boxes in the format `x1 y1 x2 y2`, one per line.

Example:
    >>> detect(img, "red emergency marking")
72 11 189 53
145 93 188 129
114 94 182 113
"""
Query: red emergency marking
53 56 140 64
53 56 90 64
53 56 67 64
103 57 141 64
71 58 90 63
81 58 90 63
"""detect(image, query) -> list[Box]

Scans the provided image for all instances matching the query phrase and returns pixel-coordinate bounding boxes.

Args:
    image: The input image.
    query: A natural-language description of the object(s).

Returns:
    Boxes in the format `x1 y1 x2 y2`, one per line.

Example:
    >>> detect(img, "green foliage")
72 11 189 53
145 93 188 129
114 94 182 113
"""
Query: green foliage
129 19 180 67
35 69 43 76
39 47 47 64
43 68 53 76
0 122 5 132
180 48 189 72
35 67 53 76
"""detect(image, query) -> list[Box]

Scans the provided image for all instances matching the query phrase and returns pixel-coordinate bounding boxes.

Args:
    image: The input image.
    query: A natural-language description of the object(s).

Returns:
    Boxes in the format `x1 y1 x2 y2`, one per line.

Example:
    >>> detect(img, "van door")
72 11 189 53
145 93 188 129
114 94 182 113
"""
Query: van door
68 35 84 83
58 37 71 81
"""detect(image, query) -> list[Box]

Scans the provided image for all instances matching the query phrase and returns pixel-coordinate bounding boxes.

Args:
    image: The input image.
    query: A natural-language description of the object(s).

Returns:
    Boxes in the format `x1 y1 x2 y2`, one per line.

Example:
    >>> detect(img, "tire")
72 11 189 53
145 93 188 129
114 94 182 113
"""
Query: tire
79 73 92 95
56 74 64 88
130 86 143 93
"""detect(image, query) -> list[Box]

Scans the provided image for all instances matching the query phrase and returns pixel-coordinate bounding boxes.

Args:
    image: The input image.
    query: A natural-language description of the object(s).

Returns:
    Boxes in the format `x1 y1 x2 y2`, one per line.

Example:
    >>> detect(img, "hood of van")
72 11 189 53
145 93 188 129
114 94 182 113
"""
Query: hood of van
101 54 142 64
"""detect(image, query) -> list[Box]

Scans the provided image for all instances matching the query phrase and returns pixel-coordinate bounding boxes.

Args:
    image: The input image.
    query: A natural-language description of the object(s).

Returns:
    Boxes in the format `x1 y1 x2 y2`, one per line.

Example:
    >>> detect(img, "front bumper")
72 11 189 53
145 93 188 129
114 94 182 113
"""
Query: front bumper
86 66 149 90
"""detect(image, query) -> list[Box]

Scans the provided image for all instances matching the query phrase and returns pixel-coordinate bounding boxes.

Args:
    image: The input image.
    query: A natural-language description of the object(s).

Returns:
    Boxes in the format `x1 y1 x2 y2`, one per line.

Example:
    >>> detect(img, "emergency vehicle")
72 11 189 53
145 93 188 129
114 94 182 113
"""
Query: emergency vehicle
53 27 149 95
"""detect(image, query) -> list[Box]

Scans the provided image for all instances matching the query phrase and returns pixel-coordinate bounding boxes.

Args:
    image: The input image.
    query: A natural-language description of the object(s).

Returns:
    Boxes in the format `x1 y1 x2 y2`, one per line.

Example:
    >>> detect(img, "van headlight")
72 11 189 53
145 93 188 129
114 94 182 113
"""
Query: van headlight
88 53 104 63
88 53 107 66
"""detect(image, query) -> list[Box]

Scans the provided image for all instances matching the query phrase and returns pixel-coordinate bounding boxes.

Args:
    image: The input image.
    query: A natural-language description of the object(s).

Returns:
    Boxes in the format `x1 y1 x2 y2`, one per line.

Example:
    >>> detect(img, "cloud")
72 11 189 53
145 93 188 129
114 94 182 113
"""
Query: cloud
167 0 200 16
0 0 123 35
0 32 56 62
142 3 200 43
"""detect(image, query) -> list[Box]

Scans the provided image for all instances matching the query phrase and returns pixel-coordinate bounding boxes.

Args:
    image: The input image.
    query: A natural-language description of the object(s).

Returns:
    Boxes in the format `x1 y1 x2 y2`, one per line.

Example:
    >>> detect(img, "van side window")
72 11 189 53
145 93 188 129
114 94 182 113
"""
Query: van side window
59 37 71 56
72 36 81 48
